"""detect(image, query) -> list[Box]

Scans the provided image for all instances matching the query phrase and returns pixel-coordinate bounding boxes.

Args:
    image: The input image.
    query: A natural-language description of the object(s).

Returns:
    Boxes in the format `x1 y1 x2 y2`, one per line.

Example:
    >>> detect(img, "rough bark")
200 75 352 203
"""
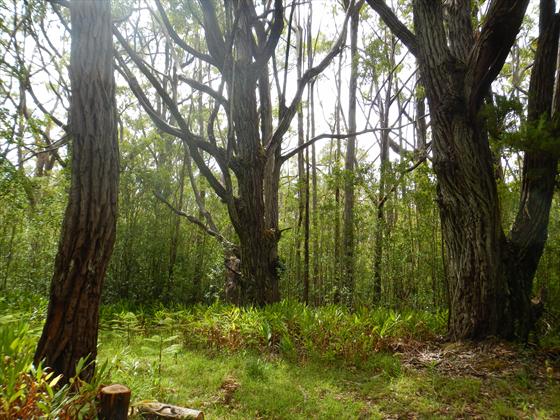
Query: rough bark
507 0 560 340
369 0 539 339
227 1 280 304
413 0 514 339
34 0 118 381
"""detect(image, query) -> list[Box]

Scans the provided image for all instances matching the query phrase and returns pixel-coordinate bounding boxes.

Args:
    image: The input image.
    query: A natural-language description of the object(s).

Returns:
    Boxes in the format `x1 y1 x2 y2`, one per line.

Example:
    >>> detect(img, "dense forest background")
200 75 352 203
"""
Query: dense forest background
2 0 559 331
2 0 560 417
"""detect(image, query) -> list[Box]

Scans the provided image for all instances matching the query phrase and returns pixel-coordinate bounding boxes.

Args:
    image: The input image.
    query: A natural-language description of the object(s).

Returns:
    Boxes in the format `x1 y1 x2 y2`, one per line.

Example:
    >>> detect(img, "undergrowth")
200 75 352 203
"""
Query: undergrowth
2 296 559 418
0 301 108 419
102 300 447 366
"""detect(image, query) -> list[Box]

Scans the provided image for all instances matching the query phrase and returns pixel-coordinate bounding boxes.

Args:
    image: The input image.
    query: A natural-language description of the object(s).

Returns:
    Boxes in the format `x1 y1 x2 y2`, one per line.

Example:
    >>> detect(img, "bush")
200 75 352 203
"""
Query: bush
0 317 107 419
155 301 448 366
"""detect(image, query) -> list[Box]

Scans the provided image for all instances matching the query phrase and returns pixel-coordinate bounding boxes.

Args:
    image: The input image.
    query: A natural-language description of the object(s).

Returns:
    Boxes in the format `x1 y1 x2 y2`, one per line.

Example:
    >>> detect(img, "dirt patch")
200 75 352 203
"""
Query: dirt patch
220 376 240 405
393 338 560 382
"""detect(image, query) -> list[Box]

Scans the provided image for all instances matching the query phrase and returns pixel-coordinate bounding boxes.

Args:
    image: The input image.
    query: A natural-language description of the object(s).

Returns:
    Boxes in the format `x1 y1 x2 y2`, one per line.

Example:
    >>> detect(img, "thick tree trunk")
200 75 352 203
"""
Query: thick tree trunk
34 0 118 381
435 116 508 339
507 1 560 339
412 0 528 339
227 13 280 306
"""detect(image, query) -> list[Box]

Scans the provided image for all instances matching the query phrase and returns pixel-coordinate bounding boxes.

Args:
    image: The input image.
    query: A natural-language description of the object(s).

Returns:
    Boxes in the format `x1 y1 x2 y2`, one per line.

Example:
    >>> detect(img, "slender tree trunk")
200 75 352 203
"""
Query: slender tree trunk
342 4 359 306
295 21 309 304
506 0 560 339
307 4 320 305
333 54 343 300
373 41 394 304
34 0 118 382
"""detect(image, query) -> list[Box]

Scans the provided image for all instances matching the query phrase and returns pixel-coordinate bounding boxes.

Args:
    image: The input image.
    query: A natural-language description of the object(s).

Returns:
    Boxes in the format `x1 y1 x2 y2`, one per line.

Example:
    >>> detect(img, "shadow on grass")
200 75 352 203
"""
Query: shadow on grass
98 331 560 420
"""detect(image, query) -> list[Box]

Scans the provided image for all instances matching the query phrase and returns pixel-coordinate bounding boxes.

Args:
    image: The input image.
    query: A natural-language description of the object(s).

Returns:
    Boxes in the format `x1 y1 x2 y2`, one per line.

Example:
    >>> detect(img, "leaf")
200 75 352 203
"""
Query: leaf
8 388 24 404
49 374 63 388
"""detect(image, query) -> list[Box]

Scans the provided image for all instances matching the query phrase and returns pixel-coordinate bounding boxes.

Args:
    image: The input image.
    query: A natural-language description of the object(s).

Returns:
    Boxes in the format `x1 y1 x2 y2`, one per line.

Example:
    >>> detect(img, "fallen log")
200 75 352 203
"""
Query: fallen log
99 384 131 420
135 401 204 419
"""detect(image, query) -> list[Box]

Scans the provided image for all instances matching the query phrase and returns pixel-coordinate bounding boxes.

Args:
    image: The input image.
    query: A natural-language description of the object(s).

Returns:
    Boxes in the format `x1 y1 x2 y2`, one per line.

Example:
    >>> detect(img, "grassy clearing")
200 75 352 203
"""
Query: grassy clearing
1 298 559 419
97 302 560 419
99 331 560 419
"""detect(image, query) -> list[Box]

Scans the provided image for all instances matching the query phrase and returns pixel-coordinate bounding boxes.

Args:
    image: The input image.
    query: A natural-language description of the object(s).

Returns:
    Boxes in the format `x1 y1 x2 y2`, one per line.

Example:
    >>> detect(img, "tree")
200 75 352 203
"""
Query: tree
367 0 558 339
34 0 118 381
342 0 361 305
115 0 351 305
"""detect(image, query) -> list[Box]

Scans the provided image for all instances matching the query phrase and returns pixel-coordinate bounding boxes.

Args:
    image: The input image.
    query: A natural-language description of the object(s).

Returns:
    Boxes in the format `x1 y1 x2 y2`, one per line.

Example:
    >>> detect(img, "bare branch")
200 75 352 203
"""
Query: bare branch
268 1 354 155
154 190 235 249
152 0 219 68
280 117 427 162
365 0 418 56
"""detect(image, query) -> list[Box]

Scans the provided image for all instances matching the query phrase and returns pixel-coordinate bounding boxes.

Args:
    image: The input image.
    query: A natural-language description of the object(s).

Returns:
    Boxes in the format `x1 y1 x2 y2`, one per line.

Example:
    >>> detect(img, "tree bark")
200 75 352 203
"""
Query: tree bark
34 0 118 381
411 0 532 339
99 384 131 420
507 0 560 340
342 4 359 306
368 0 538 339
227 3 280 305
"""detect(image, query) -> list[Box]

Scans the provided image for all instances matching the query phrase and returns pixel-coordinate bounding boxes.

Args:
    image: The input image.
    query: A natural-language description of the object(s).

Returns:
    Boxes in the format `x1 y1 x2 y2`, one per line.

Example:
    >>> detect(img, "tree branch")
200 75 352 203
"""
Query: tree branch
177 75 229 108
252 0 284 71
365 0 418 56
152 0 219 68
467 0 530 113
113 28 230 200
267 1 354 156
280 117 427 162
154 191 234 249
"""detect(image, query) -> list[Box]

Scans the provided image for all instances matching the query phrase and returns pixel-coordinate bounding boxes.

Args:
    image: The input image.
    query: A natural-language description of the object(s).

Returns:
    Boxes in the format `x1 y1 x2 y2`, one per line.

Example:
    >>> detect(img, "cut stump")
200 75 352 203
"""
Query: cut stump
99 384 131 420
136 401 204 419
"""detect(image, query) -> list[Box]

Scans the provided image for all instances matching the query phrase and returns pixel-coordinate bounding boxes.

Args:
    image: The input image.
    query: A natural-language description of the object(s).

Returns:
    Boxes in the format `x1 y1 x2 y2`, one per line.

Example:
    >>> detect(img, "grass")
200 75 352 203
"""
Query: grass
98 331 560 419
96 302 560 419
1 297 559 419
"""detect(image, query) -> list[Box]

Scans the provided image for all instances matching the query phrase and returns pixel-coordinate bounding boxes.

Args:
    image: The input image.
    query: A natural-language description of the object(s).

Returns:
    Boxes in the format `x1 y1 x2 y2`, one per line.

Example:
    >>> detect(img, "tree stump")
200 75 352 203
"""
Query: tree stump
136 401 204 419
99 384 131 420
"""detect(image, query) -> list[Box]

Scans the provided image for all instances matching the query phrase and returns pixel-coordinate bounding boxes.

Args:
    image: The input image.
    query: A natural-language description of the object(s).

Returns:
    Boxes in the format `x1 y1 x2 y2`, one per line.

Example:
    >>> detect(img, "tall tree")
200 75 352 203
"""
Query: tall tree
366 0 559 339
342 0 361 305
34 0 118 381
115 0 351 305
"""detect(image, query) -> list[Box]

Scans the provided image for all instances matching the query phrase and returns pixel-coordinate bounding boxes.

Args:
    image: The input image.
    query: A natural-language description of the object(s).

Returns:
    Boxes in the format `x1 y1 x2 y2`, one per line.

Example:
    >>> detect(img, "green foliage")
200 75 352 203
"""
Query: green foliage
98 304 560 419
113 301 447 367
484 94 560 156
504 114 560 156
0 317 108 419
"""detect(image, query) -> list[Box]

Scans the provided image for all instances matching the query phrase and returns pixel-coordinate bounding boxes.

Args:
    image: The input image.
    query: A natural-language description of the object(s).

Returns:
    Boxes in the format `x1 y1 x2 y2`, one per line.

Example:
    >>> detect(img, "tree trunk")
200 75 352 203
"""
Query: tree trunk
227 11 280 305
342 4 359 306
372 38 395 305
307 4 320 305
99 384 131 420
507 0 560 339
34 0 118 381
296 21 309 304
411 0 530 339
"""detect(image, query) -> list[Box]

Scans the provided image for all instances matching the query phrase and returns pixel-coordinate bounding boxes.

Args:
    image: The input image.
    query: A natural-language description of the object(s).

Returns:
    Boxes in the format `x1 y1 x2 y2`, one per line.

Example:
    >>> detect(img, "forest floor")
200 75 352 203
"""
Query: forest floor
99 330 560 419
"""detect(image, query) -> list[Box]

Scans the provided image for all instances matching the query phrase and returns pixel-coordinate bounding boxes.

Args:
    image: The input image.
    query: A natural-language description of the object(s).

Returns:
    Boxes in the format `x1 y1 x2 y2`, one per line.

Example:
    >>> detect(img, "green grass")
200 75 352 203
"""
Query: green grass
99 336 560 419
97 317 560 419
1 297 559 419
